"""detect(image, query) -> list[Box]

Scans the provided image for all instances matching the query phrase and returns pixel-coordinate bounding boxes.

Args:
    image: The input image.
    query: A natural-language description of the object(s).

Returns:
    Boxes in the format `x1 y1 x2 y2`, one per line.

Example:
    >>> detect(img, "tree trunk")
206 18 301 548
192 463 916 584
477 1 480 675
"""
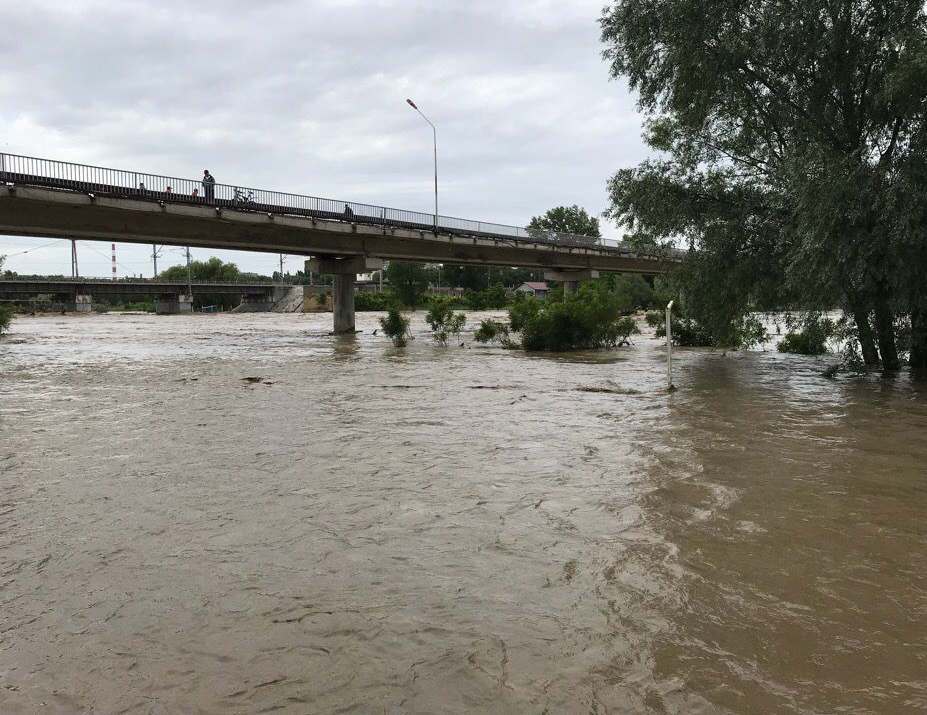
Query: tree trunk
873 288 900 371
910 307 927 371
849 302 880 366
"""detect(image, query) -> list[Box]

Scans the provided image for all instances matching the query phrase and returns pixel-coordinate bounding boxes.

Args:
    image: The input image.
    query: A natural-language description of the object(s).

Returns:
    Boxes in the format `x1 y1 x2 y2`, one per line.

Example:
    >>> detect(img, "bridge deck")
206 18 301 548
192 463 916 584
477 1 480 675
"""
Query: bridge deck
0 152 678 273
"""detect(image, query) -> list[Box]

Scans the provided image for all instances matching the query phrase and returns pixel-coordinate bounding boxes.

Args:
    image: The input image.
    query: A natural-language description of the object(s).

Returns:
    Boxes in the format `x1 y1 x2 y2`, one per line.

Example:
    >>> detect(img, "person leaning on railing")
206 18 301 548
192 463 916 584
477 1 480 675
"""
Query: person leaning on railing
202 169 216 203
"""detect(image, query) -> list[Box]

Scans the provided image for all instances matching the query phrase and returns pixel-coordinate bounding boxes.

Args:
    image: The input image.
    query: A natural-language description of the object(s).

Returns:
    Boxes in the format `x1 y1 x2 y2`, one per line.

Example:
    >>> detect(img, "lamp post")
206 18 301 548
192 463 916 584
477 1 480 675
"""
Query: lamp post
185 246 193 302
406 98 438 231
666 300 675 391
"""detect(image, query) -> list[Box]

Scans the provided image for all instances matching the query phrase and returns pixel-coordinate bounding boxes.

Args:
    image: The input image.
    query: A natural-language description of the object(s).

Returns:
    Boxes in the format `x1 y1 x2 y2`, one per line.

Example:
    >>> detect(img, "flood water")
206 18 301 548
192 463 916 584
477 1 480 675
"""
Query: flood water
1 312 925 714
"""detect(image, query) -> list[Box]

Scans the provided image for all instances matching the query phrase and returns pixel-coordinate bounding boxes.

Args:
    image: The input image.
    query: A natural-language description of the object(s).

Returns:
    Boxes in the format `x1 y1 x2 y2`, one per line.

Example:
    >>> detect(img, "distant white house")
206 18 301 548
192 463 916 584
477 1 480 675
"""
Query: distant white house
516 281 549 298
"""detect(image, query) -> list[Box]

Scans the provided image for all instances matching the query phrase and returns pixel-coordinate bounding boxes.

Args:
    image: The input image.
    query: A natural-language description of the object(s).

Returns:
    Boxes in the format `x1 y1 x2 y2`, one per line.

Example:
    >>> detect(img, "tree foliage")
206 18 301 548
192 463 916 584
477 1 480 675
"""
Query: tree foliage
474 319 519 349
527 205 602 238
159 257 242 282
385 262 429 309
354 291 395 311
425 298 466 346
379 308 411 347
490 285 641 352
0 304 11 336
600 0 927 371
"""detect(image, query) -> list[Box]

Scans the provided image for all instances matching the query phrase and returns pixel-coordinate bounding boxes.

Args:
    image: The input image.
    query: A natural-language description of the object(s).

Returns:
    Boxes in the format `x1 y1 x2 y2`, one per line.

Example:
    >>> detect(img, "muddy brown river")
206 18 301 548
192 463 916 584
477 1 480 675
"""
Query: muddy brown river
1 312 925 714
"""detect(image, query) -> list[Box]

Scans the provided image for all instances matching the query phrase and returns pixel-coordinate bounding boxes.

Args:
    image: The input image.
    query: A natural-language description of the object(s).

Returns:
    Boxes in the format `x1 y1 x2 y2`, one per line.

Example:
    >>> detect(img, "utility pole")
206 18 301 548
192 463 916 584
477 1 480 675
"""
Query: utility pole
70 239 79 278
279 253 284 283
152 244 160 278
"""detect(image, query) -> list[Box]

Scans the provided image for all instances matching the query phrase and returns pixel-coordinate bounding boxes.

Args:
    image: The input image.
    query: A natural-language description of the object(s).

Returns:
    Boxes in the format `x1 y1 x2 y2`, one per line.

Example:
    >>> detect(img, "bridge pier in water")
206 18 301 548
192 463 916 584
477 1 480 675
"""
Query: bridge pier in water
64 294 93 313
306 256 385 333
154 294 193 315
237 286 290 312
544 269 600 295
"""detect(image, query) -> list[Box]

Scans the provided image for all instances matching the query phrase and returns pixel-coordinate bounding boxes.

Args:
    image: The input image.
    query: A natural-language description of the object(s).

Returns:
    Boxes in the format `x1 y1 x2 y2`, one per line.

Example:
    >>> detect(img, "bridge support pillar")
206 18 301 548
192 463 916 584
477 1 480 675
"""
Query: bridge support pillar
544 269 599 295
238 292 274 312
72 294 92 313
154 294 192 315
332 275 355 333
305 256 384 334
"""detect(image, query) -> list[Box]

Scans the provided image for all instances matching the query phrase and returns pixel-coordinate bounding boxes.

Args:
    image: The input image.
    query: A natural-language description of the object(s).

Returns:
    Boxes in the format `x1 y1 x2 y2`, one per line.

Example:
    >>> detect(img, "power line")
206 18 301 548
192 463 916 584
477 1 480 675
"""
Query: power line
77 241 139 274
2 238 70 257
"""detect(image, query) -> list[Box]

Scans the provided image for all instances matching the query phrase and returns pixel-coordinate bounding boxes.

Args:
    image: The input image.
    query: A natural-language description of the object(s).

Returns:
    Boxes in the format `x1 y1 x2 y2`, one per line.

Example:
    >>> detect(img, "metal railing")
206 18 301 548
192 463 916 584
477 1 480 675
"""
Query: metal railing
0 152 681 260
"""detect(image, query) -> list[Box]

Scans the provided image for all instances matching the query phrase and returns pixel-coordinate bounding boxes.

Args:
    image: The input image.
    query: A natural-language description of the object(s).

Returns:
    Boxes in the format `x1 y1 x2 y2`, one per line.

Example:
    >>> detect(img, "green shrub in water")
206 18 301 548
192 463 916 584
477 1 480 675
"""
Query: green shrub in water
379 308 411 347
497 284 641 352
0 305 12 336
474 319 520 349
425 297 466 346
777 315 835 355
651 309 766 349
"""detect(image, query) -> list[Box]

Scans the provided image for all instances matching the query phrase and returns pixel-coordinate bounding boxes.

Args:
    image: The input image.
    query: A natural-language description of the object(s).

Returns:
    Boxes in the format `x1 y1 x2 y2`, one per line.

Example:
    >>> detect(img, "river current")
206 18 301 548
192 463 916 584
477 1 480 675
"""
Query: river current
1 312 924 714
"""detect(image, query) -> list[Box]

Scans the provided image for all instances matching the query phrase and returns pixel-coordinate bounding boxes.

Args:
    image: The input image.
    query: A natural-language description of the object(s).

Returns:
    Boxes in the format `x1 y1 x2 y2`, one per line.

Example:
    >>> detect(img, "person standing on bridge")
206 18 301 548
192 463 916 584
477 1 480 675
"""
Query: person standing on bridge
343 204 354 221
202 170 216 203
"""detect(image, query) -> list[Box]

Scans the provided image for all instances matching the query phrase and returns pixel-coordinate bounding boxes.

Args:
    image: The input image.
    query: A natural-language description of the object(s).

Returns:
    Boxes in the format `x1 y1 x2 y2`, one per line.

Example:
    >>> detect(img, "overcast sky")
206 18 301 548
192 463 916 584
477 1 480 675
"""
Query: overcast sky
0 0 649 277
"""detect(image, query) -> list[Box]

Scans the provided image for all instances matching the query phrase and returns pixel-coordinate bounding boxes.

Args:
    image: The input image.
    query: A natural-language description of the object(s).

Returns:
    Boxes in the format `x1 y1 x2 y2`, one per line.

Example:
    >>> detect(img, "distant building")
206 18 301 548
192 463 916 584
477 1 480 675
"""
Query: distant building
516 281 549 298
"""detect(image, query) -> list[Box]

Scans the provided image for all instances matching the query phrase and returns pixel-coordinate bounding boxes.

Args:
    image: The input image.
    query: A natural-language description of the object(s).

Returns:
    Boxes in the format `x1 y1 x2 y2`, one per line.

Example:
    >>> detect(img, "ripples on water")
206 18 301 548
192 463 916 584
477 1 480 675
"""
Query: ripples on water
0 313 924 714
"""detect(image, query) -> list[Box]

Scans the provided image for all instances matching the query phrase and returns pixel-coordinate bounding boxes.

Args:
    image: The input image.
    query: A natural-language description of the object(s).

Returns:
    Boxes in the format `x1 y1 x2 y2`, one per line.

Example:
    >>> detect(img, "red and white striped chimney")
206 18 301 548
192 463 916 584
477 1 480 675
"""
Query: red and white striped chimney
111 243 116 281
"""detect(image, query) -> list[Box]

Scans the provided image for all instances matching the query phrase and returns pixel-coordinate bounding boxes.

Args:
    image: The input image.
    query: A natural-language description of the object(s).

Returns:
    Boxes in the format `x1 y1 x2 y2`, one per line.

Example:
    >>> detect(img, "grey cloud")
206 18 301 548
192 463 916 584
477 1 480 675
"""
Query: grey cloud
0 0 648 276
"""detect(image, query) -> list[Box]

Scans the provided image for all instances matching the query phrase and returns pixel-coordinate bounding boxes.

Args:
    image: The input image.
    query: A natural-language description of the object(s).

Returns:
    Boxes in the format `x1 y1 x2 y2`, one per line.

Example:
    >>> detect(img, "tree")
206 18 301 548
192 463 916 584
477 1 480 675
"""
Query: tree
159 257 243 282
385 261 429 308
600 0 927 370
442 264 489 292
157 257 249 311
527 205 601 238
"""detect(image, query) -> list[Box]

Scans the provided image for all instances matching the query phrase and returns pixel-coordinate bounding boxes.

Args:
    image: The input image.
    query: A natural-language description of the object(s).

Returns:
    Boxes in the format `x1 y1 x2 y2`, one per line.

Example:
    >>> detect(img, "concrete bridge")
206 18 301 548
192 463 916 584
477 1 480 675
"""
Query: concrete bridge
0 277 292 313
0 152 679 331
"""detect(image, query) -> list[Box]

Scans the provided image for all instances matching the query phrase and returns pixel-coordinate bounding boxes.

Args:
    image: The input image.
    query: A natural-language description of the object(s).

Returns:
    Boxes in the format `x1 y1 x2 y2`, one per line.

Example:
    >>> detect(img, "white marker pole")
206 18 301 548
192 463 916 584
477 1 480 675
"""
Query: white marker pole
666 300 674 390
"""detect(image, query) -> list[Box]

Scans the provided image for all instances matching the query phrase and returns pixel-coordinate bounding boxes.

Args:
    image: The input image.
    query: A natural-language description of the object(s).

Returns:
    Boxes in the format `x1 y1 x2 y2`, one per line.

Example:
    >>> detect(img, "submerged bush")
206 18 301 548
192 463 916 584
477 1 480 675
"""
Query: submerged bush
425 298 466 346
0 305 12 336
379 308 411 347
777 315 836 355
474 319 520 349
651 309 766 349
499 284 640 352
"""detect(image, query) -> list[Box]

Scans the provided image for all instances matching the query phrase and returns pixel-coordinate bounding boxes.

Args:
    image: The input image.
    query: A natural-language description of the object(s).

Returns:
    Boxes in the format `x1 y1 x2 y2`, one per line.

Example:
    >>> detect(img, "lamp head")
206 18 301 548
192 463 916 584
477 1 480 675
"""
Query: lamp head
406 98 417 109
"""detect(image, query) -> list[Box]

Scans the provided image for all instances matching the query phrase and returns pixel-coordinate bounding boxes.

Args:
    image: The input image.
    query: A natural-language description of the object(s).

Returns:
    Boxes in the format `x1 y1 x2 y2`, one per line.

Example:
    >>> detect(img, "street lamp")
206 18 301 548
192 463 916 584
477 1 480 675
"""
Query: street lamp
406 98 438 231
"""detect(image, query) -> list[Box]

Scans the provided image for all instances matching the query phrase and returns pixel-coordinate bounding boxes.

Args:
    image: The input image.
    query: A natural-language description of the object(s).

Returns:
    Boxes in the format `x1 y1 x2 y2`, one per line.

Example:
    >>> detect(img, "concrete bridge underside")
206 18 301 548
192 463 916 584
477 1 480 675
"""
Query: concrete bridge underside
0 186 672 332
